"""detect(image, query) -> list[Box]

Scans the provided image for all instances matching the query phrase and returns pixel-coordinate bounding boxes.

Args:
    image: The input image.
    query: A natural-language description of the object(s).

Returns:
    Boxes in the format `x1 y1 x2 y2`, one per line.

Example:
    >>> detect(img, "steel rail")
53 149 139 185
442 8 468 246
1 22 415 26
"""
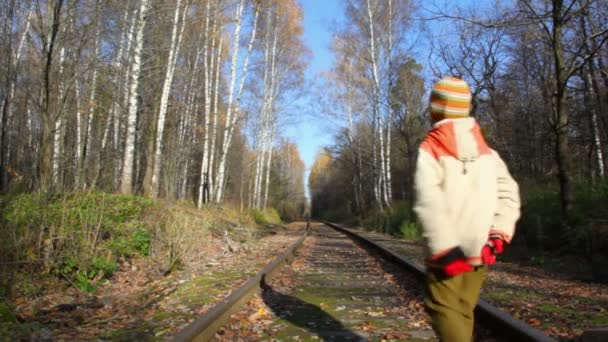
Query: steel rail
318 219 556 342
173 229 309 342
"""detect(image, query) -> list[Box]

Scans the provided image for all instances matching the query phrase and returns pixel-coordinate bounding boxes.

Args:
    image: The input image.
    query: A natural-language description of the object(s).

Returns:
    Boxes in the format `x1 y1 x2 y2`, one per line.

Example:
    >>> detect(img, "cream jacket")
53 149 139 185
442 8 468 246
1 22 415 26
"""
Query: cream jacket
413 118 520 265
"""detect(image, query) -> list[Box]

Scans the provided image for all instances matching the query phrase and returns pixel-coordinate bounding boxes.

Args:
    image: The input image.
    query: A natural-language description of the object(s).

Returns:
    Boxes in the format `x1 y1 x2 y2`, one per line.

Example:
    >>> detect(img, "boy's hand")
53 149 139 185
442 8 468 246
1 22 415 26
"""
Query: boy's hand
482 234 508 265
481 244 496 264
488 236 505 254
428 247 473 277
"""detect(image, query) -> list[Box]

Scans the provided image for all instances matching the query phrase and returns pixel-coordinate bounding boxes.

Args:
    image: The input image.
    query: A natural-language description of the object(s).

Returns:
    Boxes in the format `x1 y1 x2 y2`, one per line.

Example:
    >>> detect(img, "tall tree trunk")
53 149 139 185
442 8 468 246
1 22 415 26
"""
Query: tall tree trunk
149 0 186 197
584 68 605 179
198 0 215 208
120 0 149 195
552 0 573 222
215 0 245 203
39 0 64 192
75 79 83 188
262 12 280 210
208 24 225 202
116 2 138 190
262 136 274 210
580 11 605 179
254 5 273 209
366 0 384 211
52 45 66 189
384 0 394 208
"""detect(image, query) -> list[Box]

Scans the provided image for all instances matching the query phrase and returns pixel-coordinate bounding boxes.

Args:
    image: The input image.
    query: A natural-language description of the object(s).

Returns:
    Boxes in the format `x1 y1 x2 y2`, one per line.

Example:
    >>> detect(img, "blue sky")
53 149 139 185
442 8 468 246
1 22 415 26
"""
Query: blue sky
285 0 345 198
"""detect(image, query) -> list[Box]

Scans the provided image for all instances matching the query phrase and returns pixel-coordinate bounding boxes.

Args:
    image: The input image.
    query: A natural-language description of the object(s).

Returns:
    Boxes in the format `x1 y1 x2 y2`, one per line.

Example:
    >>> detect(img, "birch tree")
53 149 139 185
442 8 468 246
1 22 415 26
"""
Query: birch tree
213 0 267 204
120 0 149 195
147 0 187 197
198 0 226 207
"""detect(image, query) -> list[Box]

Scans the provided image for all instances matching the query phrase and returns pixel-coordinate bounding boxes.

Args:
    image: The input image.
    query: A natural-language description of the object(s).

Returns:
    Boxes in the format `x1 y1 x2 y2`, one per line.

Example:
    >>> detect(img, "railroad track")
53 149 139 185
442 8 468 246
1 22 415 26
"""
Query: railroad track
175 221 555 341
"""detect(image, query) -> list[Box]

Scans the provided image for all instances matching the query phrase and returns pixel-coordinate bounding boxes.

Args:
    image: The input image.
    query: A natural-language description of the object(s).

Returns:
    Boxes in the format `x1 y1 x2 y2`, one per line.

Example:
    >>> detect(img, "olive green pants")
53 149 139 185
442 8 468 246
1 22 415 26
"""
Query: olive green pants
425 266 487 342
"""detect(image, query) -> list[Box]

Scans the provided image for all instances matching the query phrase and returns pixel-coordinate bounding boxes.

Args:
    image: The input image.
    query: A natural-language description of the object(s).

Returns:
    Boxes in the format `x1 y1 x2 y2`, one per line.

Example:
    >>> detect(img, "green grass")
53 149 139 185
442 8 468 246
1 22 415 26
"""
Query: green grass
536 304 563 313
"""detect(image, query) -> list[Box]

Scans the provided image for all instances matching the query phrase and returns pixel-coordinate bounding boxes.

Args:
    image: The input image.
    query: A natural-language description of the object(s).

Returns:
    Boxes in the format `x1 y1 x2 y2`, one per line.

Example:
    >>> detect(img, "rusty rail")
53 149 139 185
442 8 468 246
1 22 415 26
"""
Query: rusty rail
173 229 309 342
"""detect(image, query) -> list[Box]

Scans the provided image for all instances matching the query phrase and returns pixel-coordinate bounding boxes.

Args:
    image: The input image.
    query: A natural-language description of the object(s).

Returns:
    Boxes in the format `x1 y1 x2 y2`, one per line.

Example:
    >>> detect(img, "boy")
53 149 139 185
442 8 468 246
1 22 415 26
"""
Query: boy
413 77 521 341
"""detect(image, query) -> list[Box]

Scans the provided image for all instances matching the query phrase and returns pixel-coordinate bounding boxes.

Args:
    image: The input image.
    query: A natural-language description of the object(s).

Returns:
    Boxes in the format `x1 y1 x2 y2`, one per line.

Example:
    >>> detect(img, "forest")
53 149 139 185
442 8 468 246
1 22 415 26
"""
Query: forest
0 0 607 340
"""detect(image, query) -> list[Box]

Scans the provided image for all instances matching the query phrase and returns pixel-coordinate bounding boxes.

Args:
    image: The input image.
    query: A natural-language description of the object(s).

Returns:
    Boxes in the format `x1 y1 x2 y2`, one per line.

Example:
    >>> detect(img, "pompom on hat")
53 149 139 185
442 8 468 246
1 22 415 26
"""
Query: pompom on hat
430 76 472 120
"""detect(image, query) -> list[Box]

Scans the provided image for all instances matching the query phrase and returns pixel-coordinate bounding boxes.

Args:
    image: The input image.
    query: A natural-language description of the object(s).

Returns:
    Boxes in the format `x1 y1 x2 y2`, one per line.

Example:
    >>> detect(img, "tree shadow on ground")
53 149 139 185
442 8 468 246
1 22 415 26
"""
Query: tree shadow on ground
261 277 364 341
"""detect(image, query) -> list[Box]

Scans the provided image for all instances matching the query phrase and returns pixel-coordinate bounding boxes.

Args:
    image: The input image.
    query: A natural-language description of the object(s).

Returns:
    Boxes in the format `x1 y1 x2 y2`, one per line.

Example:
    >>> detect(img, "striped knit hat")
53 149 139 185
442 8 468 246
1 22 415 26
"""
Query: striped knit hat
430 77 472 120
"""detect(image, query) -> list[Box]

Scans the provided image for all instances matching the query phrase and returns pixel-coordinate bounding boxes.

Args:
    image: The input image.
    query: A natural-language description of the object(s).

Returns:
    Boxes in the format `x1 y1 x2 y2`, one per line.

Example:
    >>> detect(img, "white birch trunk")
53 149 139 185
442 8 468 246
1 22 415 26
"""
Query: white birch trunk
120 0 149 194
234 3 260 107
255 9 277 209
262 138 274 210
366 0 383 210
116 5 137 189
253 6 273 209
27 107 33 150
101 103 112 152
52 47 66 187
384 0 393 207
586 70 605 178
253 149 264 209
384 111 392 207
75 79 82 188
208 28 225 199
198 0 215 208
262 14 280 210
214 0 244 203
151 0 186 197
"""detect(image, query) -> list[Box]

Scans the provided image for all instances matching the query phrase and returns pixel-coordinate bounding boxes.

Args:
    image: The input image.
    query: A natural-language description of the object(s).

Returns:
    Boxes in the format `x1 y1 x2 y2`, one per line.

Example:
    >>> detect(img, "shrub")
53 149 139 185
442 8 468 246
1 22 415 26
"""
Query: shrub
388 201 413 235
264 208 282 224
251 209 266 224
517 181 608 254
251 208 282 225
132 229 151 255
400 221 423 241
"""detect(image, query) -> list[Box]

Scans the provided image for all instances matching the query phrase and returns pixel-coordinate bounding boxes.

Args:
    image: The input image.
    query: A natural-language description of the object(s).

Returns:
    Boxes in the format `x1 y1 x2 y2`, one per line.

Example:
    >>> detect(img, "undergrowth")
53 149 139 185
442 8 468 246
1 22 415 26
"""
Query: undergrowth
1 191 153 293
251 208 282 225
0 191 263 296
514 181 608 281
